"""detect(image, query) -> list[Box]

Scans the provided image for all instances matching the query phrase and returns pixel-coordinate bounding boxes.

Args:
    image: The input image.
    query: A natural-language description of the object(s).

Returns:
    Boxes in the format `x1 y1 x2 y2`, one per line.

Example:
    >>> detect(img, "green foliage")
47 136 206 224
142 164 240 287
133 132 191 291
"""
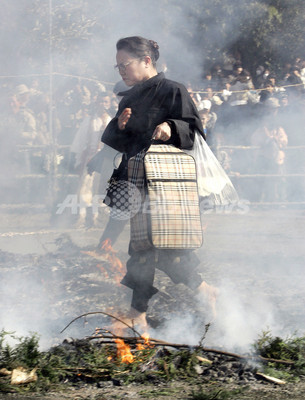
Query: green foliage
1 1 305 79
253 330 305 379
3 329 305 394
0 330 40 370
0 331 206 393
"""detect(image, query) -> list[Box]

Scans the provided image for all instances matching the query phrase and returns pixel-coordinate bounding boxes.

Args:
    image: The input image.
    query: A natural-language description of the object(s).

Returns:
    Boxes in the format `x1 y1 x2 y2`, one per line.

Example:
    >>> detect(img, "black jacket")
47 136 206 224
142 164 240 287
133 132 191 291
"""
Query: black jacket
102 73 204 155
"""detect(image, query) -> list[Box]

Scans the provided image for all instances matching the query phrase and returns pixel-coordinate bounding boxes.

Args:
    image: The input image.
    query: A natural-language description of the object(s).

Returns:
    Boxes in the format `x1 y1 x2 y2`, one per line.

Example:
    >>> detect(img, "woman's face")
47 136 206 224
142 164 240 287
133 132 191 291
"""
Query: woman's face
115 50 150 86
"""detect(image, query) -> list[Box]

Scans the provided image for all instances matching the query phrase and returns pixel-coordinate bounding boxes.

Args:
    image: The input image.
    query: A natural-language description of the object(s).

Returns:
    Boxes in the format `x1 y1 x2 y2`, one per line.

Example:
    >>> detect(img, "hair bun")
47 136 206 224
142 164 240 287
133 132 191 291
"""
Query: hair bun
149 40 159 50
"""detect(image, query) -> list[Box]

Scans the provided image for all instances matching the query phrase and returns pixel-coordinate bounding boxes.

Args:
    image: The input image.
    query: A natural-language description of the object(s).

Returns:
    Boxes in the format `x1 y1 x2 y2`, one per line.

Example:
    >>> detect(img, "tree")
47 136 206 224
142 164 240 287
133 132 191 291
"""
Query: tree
1 0 305 84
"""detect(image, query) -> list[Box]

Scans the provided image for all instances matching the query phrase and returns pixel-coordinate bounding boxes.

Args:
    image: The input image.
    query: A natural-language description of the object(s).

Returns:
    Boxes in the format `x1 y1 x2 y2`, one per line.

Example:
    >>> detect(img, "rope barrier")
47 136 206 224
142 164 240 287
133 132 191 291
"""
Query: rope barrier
218 145 305 150
0 72 114 87
15 144 305 152
0 227 100 238
52 72 115 86
0 71 303 94
192 82 304 95
229 173 305 178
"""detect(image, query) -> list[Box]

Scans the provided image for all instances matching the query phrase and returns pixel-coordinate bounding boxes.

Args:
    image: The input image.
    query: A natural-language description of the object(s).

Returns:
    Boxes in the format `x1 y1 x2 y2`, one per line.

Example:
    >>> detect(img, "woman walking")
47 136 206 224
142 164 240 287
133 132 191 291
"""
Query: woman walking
101 36 217 329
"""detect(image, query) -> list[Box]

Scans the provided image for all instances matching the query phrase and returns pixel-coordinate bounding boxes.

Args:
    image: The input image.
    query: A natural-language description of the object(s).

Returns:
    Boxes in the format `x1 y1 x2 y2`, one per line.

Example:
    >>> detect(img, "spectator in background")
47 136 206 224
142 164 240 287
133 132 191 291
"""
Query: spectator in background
56 78 92 145
202 70 220 91
201 86 223 111
255 66 271 89
187 83 202 108
197 99 218 154
8 82 52 176
201 71 214 89
286 65 304 96
253 65 265 88
12 84 37 145
227 62 244 82
70 92 112 228
101 91 117 117
227 71 256 144
211 64 225 90
251 97 288 202
222 51 237 75
219 79 232 103
300 60 305 83
259 80 276 103
229 71 254 107
285 66 305 107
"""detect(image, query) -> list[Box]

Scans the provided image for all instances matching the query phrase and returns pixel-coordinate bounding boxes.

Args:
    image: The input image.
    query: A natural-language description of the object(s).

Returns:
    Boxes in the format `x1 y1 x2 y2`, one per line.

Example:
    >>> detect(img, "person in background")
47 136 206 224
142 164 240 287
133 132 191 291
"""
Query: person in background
259 80 276 103
197 99 218 154
12 84 37 146
251 97 288 202
56 78 91 145
187 82 202 109
70 92 112 227
255 66 271 89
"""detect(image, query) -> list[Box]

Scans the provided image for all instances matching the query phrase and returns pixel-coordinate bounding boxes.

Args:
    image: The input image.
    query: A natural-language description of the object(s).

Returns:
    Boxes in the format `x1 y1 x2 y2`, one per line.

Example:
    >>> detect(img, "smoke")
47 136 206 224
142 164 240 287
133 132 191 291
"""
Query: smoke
0 1 304 353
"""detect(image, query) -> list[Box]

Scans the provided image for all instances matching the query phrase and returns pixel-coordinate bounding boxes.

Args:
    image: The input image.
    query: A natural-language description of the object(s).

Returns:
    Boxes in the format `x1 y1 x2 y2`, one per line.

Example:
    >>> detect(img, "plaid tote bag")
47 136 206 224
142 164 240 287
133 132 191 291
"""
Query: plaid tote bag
128 144 203 251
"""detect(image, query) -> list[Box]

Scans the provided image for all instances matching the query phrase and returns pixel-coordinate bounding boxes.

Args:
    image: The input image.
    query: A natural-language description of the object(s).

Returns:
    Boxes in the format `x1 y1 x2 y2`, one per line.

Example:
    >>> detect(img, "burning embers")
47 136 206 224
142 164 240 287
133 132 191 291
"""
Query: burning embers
92 326 154 365
114 338 135 364
115 333 153 364
82 238 125 284
81 240 156 363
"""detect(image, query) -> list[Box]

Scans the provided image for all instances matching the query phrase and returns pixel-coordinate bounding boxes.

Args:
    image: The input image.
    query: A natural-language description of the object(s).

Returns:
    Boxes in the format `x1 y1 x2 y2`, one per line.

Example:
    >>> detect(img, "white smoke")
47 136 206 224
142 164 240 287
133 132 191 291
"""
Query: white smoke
0 1 304 354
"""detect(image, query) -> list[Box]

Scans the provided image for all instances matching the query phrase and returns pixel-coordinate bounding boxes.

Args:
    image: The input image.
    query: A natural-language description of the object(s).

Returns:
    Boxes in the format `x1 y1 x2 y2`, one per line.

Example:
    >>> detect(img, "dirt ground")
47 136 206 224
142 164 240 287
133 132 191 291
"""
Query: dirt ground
2 380 305 400
0 206 305 399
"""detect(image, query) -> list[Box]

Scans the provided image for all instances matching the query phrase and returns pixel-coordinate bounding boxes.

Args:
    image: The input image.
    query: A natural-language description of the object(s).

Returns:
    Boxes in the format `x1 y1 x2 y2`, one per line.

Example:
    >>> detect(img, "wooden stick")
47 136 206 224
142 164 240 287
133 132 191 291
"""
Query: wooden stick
60 311 142 338
88 335 294 365
61 315 294 367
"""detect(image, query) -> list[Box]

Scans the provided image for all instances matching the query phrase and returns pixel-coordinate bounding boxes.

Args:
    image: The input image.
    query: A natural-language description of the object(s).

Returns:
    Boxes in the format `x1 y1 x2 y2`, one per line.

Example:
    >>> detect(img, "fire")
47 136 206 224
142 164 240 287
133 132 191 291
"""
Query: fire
96 264 109 278
101 238 112 252
100 239 125 284
114 338 134 364
136 332 153 350
113 333 154 364
82 239 125 284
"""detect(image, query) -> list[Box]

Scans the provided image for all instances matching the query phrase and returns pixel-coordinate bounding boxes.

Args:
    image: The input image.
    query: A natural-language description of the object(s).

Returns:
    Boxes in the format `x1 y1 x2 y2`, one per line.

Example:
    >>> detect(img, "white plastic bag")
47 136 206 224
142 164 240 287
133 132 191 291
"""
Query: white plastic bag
97 145 122 194
185 131 239 206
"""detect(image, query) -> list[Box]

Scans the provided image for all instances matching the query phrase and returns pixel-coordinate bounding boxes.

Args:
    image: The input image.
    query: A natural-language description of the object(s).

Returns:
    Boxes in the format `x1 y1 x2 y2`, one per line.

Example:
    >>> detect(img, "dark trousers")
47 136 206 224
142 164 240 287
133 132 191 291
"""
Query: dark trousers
121 248 203 312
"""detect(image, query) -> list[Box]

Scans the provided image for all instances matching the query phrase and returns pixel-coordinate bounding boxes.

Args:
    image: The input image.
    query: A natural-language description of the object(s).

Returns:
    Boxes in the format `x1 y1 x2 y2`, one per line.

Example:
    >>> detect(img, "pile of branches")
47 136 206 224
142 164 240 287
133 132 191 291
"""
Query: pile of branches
1 312 304 395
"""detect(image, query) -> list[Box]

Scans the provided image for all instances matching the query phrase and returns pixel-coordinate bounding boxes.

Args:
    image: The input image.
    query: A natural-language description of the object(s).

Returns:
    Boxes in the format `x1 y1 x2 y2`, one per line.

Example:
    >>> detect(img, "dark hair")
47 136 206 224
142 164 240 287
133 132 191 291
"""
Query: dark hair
116 36 160 66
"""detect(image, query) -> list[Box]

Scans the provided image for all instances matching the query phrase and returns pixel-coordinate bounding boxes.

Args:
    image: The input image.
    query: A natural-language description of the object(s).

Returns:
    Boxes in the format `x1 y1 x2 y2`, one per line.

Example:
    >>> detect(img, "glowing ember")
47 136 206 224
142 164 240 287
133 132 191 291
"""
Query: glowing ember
137 332 153 350
101 238 112 252
114 338 134 364
82 239 125 283
100 239 125 284
96 264 109 278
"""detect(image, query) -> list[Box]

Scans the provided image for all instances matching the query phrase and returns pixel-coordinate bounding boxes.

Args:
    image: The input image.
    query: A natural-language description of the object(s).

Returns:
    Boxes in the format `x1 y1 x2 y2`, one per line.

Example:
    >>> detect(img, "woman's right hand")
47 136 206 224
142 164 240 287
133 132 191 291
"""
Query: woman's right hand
118 107 132 130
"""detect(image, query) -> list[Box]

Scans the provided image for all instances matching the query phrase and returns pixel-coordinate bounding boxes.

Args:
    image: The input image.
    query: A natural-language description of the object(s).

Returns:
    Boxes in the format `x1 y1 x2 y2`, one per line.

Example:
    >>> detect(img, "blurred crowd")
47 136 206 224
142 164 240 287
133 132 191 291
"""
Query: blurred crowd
1 52 305 208
188 54 305 203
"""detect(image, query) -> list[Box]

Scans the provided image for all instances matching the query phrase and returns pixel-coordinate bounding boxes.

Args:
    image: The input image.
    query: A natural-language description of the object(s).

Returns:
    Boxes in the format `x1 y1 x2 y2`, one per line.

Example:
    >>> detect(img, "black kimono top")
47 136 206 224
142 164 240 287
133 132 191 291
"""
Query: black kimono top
101 72 204 180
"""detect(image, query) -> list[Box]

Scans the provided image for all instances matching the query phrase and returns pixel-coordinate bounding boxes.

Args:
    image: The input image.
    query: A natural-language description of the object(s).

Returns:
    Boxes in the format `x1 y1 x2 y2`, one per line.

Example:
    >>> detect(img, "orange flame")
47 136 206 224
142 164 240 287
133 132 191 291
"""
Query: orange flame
101 238 112 252
114 338 134 364
96 264 109 278
136 332 153 350
100 239 125 284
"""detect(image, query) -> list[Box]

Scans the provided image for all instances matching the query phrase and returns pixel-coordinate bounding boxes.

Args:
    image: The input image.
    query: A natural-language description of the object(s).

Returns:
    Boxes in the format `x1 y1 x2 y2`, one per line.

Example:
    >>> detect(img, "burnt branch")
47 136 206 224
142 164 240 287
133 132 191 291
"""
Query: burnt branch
60 311 142 338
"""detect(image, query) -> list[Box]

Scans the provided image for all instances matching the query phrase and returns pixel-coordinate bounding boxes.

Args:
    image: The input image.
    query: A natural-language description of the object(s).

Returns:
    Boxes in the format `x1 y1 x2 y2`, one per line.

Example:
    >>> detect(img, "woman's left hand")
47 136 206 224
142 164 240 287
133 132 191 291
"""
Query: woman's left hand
153 122 171 141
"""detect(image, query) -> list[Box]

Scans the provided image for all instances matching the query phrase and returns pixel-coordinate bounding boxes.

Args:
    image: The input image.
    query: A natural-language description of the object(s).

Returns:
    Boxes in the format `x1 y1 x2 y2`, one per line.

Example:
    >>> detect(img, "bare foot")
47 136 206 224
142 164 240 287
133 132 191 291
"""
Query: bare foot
196 281 219 319
108 308 148 336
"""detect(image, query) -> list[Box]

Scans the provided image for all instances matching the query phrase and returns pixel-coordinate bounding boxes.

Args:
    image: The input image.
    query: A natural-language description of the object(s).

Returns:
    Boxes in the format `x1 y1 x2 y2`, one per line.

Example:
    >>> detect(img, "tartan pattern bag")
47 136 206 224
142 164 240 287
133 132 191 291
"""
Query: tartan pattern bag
128 149 151 251
128 144 203 251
